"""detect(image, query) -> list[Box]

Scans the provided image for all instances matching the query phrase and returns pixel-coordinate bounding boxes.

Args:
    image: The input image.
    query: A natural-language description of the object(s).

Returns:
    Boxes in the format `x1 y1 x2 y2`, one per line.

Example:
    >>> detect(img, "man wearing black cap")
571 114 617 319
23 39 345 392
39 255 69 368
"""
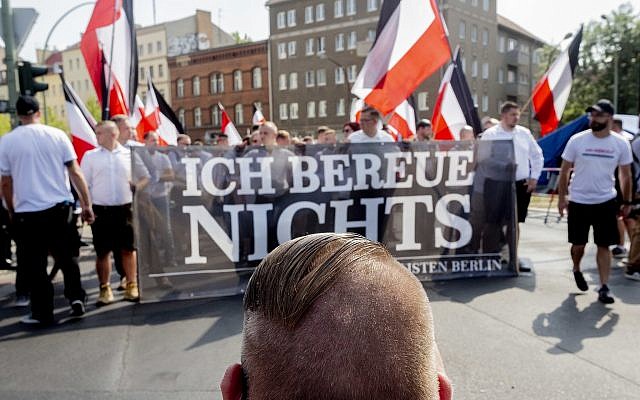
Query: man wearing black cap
557 99 633 304
0 95 95 325
416 119 433 141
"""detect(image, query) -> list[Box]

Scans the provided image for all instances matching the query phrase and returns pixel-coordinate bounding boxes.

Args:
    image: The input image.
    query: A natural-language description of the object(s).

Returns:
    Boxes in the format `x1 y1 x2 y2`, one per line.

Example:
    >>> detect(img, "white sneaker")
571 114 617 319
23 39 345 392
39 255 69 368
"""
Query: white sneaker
14 296 30 307
625 270 640 281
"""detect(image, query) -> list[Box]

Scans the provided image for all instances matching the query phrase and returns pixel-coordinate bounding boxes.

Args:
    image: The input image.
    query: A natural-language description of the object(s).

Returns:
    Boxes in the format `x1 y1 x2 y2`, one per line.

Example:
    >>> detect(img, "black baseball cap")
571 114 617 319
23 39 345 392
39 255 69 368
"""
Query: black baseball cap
586 99 615 115
16 95 40 116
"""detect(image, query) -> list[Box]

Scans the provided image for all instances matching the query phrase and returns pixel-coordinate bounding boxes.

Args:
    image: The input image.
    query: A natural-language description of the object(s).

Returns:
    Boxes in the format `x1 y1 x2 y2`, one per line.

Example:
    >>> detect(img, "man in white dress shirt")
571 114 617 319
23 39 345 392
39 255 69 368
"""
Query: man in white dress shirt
481 101 544 272
81 121 150 304
348 107 395 143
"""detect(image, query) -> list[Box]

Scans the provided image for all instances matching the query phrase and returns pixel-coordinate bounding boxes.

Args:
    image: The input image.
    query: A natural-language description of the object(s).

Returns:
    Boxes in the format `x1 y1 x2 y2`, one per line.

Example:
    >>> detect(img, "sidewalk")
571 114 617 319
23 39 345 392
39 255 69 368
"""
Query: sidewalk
0 216 639 399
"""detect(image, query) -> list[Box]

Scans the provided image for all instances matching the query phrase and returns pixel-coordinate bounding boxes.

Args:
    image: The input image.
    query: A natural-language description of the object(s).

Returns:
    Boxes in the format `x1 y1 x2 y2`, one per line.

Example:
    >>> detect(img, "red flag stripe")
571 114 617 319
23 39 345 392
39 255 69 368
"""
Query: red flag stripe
532 77 559 136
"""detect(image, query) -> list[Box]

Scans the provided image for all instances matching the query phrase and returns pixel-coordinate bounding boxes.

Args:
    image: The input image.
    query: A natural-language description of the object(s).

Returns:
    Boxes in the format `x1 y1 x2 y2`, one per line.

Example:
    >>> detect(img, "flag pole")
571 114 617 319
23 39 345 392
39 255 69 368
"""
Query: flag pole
103 0 118 120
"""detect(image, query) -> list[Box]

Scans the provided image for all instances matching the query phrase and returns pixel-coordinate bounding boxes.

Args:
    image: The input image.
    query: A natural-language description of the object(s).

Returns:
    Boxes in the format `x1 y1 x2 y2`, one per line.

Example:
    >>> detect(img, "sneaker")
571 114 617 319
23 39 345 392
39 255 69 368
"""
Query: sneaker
598 285 615 304
611 246 627 259
70 296 86 317
573 271 589 292
518 260 532 273
96 284 114 306
624 269 640 281
14 295 30 307
117 277 127 291
123 282 139 302
20 314 54 326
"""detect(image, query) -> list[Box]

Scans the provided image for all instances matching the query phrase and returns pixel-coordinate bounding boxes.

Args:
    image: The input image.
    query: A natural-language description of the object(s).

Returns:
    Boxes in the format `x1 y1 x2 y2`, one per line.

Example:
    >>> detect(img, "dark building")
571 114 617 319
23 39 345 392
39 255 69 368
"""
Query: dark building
267 0 546 136
168 40 270 141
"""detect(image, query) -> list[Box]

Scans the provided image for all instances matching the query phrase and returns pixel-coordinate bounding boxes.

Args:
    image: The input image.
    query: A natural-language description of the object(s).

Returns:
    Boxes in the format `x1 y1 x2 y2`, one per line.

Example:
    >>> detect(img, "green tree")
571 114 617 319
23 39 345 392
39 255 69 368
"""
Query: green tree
0 114 11 136
552 3 640 122
45 107 69 132
85 97 102 121
231 31 252 44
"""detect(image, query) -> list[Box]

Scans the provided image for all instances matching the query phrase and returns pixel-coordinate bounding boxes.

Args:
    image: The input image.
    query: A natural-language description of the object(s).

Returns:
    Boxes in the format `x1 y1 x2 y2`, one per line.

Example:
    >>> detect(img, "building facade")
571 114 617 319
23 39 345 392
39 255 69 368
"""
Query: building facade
267 0 545 135
168 41 270 141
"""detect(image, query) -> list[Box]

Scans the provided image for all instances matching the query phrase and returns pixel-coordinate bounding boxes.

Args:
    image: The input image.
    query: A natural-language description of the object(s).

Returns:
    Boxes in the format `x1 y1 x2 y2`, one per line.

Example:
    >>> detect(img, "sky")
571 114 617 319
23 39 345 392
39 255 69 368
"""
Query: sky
7 0 640 62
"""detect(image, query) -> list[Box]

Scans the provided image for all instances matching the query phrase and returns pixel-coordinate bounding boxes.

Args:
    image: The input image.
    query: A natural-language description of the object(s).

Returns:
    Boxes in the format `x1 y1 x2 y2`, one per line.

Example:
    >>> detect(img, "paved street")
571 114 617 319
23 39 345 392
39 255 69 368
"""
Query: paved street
1 208 639 399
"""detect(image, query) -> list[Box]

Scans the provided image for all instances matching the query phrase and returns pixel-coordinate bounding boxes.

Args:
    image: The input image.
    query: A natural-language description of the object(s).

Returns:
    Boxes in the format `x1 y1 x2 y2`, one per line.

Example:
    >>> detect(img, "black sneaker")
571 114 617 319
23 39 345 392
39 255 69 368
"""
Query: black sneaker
611 246 627 259
573 271 588 292
598 285 615 304
70 295 87 317
518 260 531 273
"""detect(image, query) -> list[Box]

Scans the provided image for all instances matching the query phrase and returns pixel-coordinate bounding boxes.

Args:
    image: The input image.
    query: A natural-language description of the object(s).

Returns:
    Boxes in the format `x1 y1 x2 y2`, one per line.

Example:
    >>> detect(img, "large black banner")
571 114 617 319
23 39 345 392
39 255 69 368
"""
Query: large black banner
132 140 517 302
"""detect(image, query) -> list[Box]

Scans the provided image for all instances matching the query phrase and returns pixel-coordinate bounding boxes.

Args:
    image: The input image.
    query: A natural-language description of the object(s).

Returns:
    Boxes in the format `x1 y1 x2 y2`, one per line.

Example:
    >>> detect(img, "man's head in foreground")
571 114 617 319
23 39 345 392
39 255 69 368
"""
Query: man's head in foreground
220 232 452 400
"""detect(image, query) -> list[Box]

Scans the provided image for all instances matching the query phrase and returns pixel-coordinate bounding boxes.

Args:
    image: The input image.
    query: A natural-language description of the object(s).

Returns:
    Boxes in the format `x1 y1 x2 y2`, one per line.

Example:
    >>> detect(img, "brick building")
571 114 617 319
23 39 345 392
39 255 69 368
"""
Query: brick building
168 41 270 141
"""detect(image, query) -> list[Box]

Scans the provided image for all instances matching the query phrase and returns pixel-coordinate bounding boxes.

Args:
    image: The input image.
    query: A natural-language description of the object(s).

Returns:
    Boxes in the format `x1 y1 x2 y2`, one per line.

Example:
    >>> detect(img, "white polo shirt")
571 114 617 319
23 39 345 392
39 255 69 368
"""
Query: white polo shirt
0 123 75 212
481 123 544 181
81 143 150 206
348 130 395 143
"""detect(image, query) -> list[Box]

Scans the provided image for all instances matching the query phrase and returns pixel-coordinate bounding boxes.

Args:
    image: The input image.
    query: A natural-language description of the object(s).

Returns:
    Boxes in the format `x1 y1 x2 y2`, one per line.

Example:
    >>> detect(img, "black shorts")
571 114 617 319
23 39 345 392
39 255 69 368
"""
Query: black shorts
91 204 135 257
568 199 619 246
515 180 532 223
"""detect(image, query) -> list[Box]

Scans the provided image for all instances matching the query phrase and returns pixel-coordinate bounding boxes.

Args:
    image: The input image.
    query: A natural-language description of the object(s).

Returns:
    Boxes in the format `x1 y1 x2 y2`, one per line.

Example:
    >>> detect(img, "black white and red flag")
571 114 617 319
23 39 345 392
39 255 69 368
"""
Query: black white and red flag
218 104 243 146
81 0 138 118
386 97 417 141
60 74 97 162
432 47 482 140
252 103 266 126
351 0 450 115
144 77 183 146
532 25 583 136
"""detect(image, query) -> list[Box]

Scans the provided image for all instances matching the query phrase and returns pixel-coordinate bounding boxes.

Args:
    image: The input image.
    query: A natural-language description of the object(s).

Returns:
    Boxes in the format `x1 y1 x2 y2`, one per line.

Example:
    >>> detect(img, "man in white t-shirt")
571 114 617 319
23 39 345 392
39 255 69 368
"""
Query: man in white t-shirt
348 107 395 143
0 96 95 325
481 101 544 272
558 99 633 304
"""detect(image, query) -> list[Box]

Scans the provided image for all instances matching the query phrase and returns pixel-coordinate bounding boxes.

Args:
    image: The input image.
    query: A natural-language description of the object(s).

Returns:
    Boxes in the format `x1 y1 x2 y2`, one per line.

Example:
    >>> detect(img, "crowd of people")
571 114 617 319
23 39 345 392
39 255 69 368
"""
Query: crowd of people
0 93 637 329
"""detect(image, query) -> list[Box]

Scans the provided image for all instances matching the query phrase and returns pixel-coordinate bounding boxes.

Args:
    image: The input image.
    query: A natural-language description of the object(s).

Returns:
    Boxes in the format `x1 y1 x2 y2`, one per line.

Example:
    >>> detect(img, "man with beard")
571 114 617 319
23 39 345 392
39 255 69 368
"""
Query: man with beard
557 99 633 304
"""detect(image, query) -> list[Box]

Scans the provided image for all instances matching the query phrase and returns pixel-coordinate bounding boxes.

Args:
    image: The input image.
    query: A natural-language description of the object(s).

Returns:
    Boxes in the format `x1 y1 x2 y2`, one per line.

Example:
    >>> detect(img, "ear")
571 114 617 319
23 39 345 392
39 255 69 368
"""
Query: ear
220 363 244 400
438 373 452 400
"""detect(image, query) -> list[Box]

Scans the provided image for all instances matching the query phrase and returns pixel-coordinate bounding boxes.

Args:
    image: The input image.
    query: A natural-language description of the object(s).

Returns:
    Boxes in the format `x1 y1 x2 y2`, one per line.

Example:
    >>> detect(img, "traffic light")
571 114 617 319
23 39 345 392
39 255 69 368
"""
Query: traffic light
17 61 49 96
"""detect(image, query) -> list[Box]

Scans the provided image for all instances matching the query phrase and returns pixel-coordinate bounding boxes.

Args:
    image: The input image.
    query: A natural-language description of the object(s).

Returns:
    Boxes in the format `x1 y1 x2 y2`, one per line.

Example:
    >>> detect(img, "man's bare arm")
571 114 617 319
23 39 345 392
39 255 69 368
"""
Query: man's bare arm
1 176 14 216
66 160 95 224
557 160 573 217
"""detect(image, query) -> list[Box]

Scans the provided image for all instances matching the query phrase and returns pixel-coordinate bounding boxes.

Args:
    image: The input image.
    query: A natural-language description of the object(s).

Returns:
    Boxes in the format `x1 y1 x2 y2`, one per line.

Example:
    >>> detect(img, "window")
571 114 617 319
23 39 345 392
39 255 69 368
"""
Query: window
305 38 314 55
287 9 296 27
210 73 224 93
471 0 478 6
305 70 315 87
288 41 297 56
235 104 244 124
498 68 504 84
472 92 478 106
348 31 357 49
367 29 376 42
278 43 287 59
317 36 326 54
252 67 262 88
140 67 145 79
279 103 288 120
211 107 220 126
147 43 152 54
337 98 346 116
156 41 162 52
507 67 516 83
188 76 200 97
305 6 314 23
233 70 243 91
347 65 357 82
307 101 316 118
194 107 202 127
158 64 164 78
471 59 478 78
277 12 286 29
290 103 299 119
498 35 505 53
335 67 345 84
483 0 490 11
521 44 530 55
334 0 344 17
335 33 345 51
279 73 287 90
138 45 143 57
482 63 489 80
461 56 466 72
177 78 184 98
316 69 327 86
316 4 325 21
471 25 477 42
508 38 518 51
149 66 155 78
418 92 429 111
84 80 89 91
289 72 298 89
346 0 356 15
76 58 79 69
458 21 466 39
482 29 489 46
178 109 185 127
367 0 378 11
318 100 327 117
482 95 488 113
519 72 528 84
